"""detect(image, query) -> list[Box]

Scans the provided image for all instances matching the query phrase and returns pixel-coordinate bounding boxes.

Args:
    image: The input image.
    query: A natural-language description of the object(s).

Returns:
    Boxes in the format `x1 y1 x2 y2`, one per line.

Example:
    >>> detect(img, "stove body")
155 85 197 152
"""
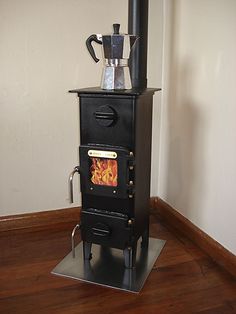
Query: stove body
69 87 158 268
67 0 160 269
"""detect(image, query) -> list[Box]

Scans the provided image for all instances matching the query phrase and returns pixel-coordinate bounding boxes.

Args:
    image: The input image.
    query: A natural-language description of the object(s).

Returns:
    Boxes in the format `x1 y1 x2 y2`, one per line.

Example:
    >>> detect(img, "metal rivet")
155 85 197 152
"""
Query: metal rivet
129 194 133 198
129 166 134 170
128 219 132 225
129 181 133 185
113 190 116 194
90 187 93 190
130 152 134 156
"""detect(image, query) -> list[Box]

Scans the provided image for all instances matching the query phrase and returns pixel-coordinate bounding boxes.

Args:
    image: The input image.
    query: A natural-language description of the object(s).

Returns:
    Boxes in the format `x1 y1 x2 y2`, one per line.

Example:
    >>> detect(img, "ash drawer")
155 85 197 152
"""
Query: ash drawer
80 209 133 250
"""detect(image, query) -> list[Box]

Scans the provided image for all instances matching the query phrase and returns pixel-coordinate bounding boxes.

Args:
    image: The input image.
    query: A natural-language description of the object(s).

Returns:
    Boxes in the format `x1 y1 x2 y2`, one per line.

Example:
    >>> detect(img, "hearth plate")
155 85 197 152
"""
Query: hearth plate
52 237 166 293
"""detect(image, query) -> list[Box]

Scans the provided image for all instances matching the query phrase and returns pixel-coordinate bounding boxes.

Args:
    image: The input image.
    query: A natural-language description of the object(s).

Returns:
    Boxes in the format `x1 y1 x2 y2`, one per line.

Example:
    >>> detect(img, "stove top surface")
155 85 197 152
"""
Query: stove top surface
69 86 161 96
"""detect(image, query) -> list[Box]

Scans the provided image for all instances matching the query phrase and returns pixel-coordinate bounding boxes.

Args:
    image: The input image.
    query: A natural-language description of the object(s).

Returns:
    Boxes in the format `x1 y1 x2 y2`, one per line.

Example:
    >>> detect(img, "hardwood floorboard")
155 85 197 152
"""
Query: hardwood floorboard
0 214 235 314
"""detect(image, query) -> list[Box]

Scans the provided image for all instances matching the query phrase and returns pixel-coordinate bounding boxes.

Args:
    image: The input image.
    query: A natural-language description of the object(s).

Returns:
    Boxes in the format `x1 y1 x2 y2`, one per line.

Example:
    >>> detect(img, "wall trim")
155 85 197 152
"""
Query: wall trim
151 197 236 278
0 207 81 232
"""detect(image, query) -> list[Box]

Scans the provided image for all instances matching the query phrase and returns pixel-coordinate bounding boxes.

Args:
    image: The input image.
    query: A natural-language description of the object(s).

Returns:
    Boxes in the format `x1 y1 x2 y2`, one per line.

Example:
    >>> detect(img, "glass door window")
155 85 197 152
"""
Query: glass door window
90 158 118 187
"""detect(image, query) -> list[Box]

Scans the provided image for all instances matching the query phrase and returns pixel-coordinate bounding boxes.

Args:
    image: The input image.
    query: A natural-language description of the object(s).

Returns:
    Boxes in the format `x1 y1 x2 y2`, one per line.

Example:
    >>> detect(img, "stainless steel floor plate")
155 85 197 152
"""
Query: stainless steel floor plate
52 237 166 293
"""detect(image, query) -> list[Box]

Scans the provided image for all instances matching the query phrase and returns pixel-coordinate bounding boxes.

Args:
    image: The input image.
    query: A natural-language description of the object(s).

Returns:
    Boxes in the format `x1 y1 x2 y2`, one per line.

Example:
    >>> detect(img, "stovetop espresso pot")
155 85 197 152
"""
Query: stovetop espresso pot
86 24 138 90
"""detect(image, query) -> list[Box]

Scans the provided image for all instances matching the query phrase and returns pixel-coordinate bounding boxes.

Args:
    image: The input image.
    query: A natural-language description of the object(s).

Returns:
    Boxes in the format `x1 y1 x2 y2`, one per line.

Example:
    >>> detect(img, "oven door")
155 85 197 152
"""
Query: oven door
79 144 134 199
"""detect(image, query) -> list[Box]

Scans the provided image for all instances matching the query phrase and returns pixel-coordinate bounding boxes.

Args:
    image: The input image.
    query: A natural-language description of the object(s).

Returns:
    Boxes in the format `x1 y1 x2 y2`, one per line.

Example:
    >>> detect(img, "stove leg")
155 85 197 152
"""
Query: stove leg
122 267 136 289
141 223 149 248
124 243 137 269
83 241 92 260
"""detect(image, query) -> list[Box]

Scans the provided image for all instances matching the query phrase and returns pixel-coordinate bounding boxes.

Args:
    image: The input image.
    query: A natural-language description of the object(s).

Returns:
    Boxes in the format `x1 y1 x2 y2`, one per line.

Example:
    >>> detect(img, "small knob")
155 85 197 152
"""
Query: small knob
113 23 120 34
94 105 117 127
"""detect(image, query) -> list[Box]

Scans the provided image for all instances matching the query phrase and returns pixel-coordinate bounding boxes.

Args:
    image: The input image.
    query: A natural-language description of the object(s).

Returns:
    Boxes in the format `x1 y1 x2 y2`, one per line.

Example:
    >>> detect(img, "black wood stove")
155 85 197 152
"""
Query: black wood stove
52 0 165 292
69 87 159 268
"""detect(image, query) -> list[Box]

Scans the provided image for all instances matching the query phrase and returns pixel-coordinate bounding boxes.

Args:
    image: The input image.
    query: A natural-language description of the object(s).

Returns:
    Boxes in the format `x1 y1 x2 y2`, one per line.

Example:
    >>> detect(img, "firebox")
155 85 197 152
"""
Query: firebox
68 87 159 268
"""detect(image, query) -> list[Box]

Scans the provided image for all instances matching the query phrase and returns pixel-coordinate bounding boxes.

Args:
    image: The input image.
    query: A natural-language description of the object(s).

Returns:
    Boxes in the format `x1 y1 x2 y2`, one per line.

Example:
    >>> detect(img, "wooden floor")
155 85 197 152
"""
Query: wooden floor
0 214 235 314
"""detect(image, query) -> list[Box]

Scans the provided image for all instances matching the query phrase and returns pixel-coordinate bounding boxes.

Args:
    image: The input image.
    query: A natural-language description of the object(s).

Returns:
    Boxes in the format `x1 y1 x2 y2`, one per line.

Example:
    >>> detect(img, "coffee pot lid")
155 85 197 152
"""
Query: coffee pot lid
113 23 121 35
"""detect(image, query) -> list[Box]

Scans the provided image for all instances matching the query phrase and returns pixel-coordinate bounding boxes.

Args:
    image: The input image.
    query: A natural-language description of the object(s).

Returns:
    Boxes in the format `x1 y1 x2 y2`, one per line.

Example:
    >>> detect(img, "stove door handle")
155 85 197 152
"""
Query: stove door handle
92 227 110 237
69 166 81 203
94 105 117 127
94 112 115 120
71 224 81 258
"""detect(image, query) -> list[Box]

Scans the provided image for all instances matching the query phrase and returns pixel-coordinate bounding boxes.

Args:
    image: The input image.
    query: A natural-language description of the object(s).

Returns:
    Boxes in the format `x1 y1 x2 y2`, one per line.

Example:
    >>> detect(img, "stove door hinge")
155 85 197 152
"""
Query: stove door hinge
127 182 135 198
127 218 134 227
127 152 135 171
127 219 135 245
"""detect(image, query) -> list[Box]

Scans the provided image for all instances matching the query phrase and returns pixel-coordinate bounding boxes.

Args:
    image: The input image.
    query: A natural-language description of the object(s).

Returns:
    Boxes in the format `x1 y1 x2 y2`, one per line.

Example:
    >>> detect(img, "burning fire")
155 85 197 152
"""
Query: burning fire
90 158 117 186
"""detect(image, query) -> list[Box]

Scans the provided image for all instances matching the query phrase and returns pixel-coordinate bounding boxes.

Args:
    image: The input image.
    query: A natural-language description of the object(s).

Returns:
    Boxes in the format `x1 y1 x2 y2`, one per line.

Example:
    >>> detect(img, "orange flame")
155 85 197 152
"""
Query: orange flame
90 158 117 187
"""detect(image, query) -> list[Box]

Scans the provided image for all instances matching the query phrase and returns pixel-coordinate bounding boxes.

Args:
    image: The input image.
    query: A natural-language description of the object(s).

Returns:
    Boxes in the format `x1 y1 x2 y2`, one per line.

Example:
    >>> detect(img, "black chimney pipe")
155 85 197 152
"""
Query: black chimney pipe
128 0 149 89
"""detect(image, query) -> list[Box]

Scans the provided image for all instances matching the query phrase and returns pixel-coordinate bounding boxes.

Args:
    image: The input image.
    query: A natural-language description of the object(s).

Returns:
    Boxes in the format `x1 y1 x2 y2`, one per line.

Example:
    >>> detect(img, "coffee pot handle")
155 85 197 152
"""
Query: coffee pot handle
86 34 102 63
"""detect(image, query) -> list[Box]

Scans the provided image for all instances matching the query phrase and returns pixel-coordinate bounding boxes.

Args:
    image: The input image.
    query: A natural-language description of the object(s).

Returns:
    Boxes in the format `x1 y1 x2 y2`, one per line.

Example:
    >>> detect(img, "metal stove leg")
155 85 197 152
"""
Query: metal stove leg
123 243 137 269
141 223 149 249
122 268 136 290
83 241 92 260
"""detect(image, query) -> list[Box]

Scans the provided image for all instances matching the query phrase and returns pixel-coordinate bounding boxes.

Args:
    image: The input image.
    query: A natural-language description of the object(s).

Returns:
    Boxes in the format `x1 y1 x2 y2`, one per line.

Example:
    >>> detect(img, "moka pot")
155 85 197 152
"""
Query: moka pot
86 24 138 90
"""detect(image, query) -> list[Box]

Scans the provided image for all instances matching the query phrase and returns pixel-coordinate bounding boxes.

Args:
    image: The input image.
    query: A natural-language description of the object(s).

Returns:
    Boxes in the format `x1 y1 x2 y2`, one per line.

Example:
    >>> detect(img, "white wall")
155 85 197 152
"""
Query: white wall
159 0 236 254
149 0 163 196
0 0 163 215
0 0 128 215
